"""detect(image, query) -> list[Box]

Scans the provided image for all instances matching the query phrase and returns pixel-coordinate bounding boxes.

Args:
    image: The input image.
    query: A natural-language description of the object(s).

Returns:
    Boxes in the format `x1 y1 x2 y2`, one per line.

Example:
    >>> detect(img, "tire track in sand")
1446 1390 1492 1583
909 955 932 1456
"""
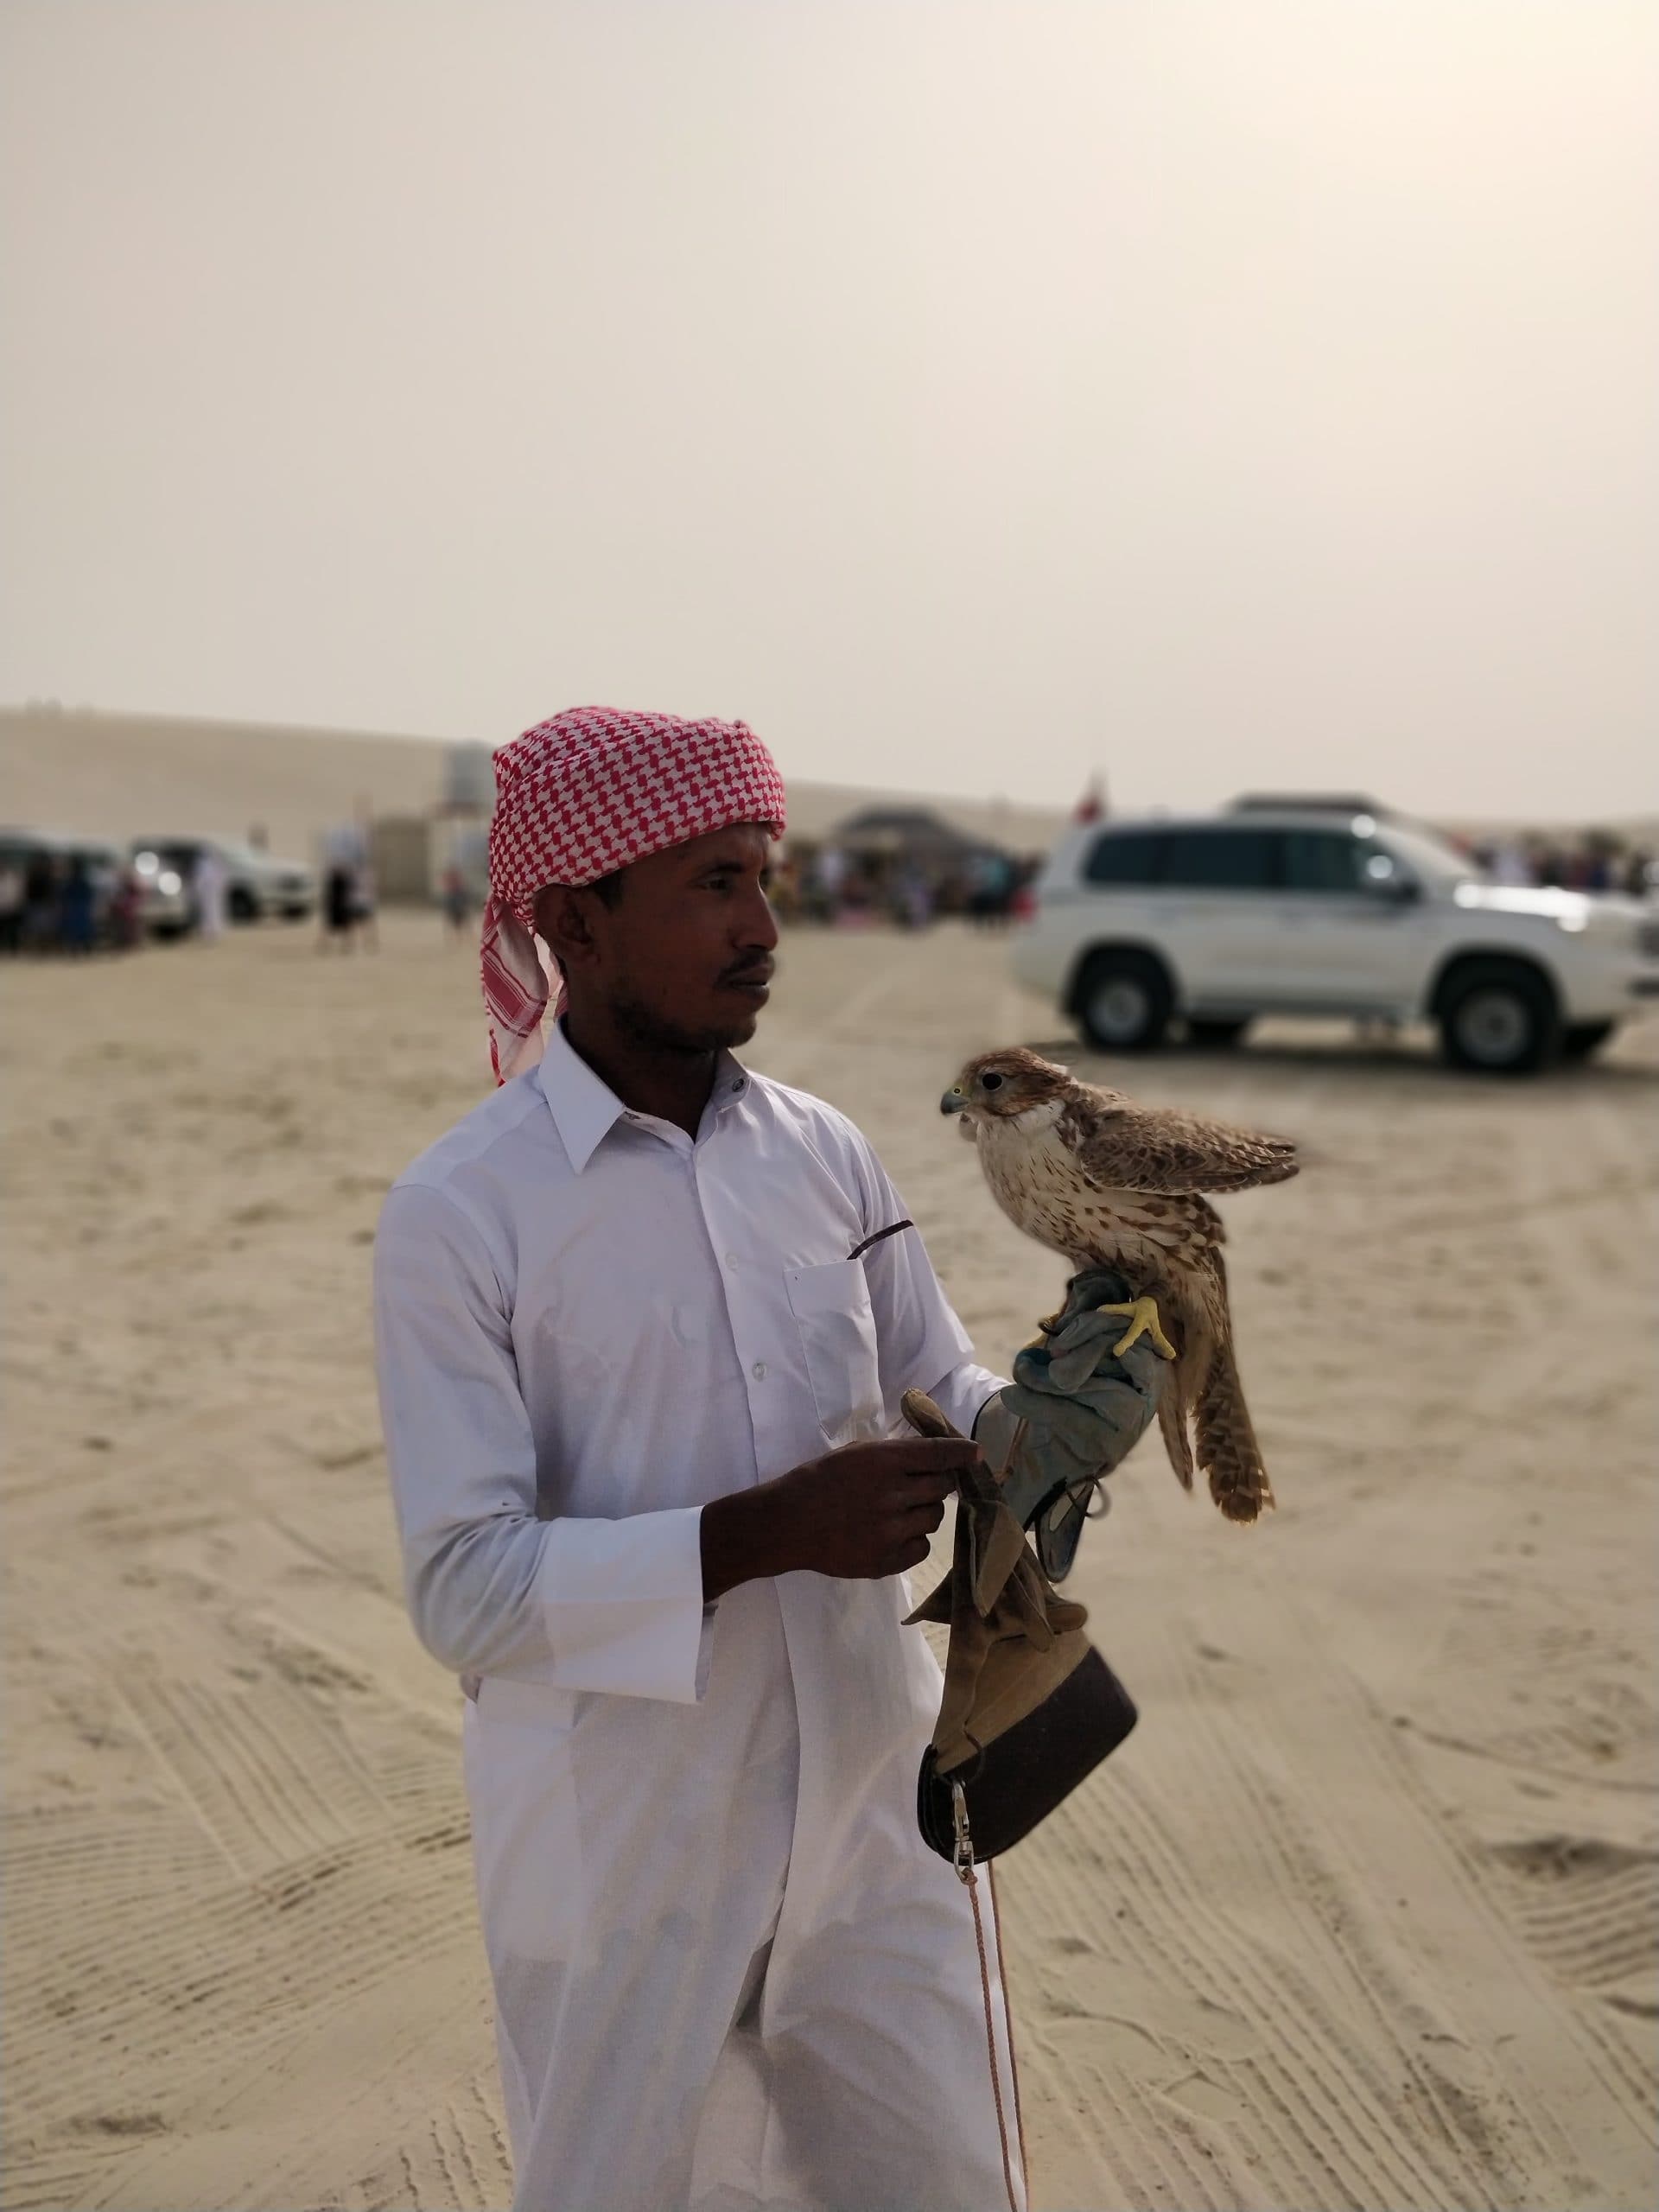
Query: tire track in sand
111 1668 397 1878
3 1808 486 2201
1169 1589 1654 2202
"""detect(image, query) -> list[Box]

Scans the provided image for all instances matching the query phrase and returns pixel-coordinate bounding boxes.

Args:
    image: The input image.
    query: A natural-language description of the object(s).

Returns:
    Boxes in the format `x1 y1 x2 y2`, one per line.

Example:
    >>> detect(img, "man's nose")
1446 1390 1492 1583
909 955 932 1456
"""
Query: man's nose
738 880 779 949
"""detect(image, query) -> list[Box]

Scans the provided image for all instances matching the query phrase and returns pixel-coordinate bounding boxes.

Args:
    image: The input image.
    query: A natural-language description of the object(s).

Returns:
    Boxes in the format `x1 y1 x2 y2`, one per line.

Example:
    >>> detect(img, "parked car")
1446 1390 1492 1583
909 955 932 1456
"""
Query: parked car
113 840 194 936
1014 809 1659 1074
130 838 316 925
0 828 191 941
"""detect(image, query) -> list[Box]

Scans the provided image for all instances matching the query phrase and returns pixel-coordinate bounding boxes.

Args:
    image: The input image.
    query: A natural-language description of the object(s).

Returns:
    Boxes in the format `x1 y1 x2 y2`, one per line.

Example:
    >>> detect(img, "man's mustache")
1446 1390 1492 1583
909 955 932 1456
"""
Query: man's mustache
718 957 775 988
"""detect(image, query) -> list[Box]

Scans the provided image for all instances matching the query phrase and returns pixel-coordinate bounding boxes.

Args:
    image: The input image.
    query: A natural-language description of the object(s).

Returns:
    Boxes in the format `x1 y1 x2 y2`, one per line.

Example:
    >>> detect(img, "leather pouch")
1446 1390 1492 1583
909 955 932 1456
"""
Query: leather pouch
915 1643 1138 1863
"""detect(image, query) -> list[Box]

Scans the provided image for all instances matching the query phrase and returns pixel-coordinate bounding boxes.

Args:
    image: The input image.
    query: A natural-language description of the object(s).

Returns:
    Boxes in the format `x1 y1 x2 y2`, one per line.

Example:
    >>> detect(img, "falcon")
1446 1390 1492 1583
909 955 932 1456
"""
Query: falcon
941 1047 1298 1523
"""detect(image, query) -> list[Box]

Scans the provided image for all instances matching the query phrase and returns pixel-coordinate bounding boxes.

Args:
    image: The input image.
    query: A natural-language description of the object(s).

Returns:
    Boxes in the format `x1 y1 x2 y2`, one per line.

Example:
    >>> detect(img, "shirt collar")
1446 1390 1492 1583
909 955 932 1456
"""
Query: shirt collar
537 1020 752 1172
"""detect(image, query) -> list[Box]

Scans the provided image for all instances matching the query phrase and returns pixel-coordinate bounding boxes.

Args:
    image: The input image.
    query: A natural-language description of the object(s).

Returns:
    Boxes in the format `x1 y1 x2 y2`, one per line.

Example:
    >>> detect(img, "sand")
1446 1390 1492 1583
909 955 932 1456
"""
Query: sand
3 915 1656 2212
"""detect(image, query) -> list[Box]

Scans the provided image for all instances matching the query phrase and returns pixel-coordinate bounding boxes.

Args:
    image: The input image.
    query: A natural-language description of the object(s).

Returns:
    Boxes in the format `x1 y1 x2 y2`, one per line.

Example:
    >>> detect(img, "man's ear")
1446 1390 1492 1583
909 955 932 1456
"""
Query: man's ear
533 883 603 971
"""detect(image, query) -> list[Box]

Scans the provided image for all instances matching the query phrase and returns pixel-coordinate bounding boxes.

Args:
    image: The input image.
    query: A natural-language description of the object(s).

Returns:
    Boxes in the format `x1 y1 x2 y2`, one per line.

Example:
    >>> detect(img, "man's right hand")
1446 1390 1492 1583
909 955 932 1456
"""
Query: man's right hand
700 1438 977 1600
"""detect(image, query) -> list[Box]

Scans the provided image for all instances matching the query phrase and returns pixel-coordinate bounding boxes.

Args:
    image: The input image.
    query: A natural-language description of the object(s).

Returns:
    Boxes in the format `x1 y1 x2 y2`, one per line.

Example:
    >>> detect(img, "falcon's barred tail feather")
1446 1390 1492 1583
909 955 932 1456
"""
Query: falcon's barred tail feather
1194 1338 1274 1525
1157 1393 1196 1493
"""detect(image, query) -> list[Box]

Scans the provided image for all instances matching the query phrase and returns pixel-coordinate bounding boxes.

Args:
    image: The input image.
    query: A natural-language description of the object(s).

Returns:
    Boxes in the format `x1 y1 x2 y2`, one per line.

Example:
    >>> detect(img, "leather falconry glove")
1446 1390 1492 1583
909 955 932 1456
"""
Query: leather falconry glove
902 1268 1167 1861
902 1389 1090 1777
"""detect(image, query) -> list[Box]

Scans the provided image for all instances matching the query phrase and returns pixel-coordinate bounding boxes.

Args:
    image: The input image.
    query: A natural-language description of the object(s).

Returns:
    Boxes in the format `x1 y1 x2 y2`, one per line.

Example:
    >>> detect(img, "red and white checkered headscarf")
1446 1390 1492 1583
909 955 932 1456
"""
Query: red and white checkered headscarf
482 706 787 1083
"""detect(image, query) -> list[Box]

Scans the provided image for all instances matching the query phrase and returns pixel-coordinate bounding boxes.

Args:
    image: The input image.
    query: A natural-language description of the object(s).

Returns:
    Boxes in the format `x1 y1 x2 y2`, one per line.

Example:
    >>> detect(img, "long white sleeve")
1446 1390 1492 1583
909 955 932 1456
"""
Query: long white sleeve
374 1184 712 1703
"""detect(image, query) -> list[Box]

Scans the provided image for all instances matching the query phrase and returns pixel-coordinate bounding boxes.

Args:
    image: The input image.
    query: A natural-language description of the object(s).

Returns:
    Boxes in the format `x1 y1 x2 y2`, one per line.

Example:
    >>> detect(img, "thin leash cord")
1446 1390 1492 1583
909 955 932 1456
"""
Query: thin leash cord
964 1862 1022 2212
988 1859 1031 2189
847 1217 913 1262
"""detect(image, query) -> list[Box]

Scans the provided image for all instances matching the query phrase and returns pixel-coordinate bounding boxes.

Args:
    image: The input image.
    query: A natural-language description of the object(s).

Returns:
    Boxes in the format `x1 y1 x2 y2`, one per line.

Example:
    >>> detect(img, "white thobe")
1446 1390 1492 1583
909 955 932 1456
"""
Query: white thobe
194 851 228 939
374 1024 1027 2212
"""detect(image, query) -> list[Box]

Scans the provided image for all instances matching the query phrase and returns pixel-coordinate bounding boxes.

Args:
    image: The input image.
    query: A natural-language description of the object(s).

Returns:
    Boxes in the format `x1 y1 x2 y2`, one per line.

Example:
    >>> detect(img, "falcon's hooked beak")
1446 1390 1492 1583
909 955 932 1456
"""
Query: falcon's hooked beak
940 1084 968 1116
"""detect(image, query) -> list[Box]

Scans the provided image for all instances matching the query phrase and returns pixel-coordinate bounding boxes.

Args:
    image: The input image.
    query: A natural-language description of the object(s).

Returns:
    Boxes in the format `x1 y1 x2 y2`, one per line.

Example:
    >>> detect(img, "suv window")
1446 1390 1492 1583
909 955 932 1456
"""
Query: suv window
1282 829 1365 893
1084 830 1165 886
1160 827 1278 890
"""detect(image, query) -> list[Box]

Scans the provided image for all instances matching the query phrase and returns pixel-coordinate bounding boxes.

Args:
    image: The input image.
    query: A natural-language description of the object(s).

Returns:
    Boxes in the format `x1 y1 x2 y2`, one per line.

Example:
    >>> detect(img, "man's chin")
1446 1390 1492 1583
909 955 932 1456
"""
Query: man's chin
613 992 764 1057
688 982 770 1052
695 1003 765 1052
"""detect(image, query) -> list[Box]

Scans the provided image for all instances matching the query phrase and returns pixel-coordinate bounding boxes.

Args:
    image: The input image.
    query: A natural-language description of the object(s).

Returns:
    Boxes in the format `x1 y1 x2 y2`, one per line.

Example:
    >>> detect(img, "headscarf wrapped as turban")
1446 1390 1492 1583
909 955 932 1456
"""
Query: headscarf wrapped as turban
482 706 788 1083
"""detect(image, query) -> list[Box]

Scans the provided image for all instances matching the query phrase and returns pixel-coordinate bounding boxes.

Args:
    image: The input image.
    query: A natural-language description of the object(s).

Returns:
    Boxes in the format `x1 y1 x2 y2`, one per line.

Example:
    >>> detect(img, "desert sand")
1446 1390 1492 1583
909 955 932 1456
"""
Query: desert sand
3 914 1656 2212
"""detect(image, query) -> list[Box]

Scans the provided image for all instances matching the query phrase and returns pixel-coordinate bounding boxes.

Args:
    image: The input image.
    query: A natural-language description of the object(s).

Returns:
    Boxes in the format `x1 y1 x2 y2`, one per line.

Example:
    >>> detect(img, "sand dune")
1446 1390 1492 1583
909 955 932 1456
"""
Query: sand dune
0 707 1071 862
2 917 1655 2210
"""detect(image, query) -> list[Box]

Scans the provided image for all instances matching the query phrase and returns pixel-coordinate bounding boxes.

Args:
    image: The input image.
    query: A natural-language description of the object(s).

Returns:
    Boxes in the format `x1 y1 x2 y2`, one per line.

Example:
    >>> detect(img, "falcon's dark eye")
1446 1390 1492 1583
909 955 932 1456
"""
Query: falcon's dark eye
981 1071 1004 1091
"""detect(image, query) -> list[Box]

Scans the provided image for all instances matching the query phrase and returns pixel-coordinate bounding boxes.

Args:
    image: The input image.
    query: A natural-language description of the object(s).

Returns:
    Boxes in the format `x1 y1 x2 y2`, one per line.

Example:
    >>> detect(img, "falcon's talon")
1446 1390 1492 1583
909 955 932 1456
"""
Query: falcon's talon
1096 1296 1178 1361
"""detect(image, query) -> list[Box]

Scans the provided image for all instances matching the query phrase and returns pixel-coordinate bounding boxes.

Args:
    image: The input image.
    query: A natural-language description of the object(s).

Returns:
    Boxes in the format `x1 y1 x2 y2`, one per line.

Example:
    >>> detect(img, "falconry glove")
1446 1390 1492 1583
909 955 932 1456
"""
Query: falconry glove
901 1384 1141 1863
973 1265 1168 1580
902 1390 1090 1774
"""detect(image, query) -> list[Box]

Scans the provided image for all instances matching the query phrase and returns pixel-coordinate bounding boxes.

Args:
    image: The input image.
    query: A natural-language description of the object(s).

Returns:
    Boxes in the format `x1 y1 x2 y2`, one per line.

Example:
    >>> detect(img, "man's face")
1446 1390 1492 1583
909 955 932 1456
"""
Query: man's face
546 822 779 1054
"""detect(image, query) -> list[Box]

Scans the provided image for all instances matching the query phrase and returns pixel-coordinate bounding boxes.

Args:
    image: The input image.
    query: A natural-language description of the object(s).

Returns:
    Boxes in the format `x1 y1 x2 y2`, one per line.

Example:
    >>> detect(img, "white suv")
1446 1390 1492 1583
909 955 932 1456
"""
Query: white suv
1014 808 1659 1074
131 838 316 925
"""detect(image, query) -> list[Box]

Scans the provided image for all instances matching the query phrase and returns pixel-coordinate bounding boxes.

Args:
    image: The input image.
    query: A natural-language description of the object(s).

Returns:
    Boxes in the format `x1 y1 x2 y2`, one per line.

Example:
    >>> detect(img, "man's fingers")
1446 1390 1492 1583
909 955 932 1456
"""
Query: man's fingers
894 1535 931 1571
875 1438 981 1478
889 1471 957 1508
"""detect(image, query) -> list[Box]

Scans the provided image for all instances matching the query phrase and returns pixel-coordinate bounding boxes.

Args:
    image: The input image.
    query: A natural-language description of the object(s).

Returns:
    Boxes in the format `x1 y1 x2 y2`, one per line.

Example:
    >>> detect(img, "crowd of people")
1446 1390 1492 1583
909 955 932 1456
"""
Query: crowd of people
1 820 382 957
1461 830 1654 897
6 816 1649 965
769 841 1043 930
0 847 147 954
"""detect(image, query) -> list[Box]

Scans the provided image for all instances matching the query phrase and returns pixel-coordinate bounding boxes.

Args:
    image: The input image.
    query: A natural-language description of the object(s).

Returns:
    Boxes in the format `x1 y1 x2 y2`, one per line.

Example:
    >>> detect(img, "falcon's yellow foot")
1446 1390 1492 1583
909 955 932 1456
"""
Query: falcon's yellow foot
1097 1296 1178 1361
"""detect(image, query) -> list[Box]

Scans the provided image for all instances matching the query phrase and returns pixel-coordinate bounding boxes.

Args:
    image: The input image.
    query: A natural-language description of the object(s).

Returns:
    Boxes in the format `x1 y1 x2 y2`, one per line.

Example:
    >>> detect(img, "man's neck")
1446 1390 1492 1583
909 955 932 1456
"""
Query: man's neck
561 1008 719 1140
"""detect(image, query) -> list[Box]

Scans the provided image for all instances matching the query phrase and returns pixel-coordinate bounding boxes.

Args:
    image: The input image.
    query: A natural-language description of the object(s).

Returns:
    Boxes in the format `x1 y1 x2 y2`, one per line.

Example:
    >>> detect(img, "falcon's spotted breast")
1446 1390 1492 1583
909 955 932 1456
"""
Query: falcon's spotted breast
941 1047 1299 1523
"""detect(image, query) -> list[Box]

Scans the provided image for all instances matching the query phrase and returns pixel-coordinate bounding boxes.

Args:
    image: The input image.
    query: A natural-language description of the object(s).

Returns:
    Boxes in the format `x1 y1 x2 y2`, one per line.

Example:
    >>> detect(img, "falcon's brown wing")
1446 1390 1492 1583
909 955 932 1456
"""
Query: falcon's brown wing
1058 1092 1298 1194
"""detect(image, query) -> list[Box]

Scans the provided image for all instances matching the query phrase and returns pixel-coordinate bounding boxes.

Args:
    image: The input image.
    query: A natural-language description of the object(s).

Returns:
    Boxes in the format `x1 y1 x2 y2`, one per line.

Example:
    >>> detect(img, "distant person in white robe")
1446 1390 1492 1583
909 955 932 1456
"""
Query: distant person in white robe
193 846 228 940
375 707 1031 2212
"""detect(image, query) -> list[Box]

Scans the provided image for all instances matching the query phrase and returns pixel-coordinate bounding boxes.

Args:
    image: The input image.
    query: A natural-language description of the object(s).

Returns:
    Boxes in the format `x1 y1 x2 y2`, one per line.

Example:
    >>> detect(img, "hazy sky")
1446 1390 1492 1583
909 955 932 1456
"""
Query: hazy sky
3 2 1654 817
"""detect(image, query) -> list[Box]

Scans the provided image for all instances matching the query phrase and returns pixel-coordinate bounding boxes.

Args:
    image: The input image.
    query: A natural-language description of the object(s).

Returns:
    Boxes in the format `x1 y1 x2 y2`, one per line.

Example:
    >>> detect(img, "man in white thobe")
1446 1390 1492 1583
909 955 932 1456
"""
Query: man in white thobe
376 709 1027 2212
193 844 229 939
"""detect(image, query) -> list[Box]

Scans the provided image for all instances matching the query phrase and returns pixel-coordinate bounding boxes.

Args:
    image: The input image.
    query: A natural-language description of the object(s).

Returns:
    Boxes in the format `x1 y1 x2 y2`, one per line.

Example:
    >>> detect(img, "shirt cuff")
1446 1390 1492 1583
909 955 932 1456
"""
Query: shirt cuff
924 1359 1009 1441
533 1506 711 1705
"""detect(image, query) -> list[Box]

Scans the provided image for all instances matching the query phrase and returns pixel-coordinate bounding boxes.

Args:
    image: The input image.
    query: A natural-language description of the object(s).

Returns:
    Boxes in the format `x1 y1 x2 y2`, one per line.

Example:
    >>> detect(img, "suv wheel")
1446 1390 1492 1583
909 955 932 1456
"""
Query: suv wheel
1187 1016 1251 1049
1074 952 1173 1052
1438 960 1560 1075
228 887 258 923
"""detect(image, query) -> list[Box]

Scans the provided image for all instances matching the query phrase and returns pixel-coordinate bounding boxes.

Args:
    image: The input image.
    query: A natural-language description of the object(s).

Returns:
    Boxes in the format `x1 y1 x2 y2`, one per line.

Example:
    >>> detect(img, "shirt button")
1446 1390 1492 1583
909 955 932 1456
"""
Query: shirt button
752 1361 767 1382
726 1251 741 1268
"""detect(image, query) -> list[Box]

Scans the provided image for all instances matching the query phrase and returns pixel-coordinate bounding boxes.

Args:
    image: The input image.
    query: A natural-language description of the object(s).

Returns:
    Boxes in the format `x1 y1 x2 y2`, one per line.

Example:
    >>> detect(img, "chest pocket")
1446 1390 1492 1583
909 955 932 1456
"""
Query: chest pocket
785 1257 887 1451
